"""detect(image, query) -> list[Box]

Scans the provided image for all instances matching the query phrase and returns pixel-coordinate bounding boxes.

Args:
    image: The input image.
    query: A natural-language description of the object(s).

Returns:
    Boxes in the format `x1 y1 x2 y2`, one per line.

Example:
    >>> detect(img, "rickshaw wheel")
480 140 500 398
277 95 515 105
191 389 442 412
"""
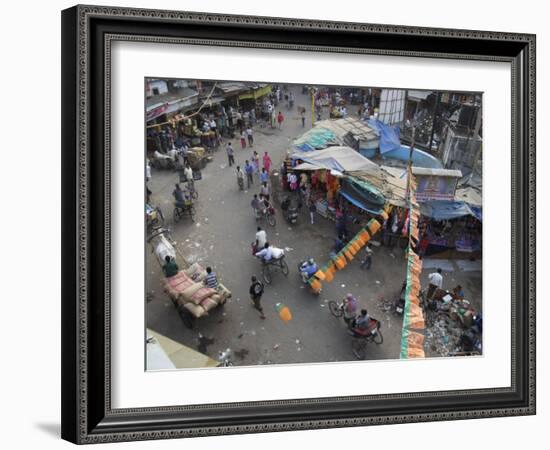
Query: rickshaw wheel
351 338 367 360
173 208 181 223
328 301 343 317
280 259 289 276
373 327 384 344
262 264 272 284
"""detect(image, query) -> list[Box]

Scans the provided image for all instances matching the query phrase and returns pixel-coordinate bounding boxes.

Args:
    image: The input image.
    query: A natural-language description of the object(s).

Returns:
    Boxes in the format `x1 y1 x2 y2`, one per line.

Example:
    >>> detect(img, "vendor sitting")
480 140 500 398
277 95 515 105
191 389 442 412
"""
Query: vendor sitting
162 255 179 278
203 266 218 289
299 258 318 282
452 285 465 300
255 242 274 263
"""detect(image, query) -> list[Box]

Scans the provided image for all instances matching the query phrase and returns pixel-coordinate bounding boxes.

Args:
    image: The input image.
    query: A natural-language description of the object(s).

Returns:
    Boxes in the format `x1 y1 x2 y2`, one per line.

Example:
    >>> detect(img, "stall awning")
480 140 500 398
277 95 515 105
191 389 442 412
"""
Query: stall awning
408 90 433 101
420 200 481 221
339 178 385 215
291 118 379 152
238 84 272 101
291 146 379 173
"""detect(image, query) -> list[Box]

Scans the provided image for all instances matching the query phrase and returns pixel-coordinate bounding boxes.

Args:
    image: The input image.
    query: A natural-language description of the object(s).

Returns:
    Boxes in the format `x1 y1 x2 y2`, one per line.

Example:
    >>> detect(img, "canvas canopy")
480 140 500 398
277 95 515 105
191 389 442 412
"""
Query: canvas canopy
292 146 379 173
420 200 481 221
291 118 378 152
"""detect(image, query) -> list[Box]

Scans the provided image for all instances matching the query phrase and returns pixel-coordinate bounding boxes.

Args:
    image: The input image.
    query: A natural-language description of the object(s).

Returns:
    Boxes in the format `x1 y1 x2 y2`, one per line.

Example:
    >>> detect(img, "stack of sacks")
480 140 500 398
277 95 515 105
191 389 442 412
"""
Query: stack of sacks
186 262 232 299
163 263 228 318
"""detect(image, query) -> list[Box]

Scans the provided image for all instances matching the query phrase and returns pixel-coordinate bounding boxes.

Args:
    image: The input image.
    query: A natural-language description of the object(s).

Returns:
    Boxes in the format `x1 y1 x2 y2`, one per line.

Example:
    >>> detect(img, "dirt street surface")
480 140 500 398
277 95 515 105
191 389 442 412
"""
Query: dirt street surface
146 86 482 367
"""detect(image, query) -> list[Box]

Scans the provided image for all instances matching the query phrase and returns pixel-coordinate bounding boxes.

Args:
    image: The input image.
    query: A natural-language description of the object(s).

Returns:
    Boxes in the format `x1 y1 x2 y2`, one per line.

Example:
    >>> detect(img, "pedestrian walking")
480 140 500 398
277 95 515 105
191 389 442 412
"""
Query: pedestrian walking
249 108 256 126
427 268 443 300
277 111 284 129
260 168 269 185
252 151 260 182
260 181 270 201
360 243 373 270
249 276 266 319
145 158 151 182
262 151 272 173
184 163 193 183
240 130 247 149
308 200 316 225
250 194 261 219
254 226 267 253
226 142 235 167
299 172 308 188
246 127 254 146
289 172 298 191
301 110 306 127
236 111 243 134
244 160 254 188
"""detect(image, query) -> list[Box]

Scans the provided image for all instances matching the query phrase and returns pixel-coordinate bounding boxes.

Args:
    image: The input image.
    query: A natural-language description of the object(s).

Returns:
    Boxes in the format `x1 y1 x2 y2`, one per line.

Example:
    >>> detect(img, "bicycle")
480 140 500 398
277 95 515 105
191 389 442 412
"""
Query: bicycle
256 207 276 227
328 300 345 318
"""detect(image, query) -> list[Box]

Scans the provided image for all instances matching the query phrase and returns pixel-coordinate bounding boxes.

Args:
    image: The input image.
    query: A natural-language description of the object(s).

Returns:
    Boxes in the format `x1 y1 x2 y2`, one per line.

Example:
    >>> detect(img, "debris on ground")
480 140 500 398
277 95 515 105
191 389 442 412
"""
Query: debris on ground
424 316 463 357
197 334 215 354
376 297 393 313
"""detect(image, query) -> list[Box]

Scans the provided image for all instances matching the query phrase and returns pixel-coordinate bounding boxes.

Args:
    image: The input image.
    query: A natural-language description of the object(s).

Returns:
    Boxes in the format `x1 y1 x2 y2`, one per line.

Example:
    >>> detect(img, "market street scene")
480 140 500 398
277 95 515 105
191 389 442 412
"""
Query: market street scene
145 79 483 369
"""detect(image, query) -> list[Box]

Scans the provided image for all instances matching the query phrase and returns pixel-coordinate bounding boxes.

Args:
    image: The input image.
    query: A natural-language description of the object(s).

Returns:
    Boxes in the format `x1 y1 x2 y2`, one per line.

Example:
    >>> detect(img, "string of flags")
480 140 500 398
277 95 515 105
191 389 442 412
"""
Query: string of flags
304 206 393 293
400 167 426 359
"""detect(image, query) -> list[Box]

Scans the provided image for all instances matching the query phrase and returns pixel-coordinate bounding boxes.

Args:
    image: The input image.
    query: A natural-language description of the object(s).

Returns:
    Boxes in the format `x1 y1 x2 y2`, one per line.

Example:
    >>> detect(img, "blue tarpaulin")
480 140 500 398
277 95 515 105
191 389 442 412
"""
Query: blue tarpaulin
339 178 385 215
339 191 384 215
367 119 401 154
420 200 481 221
470 206 482 222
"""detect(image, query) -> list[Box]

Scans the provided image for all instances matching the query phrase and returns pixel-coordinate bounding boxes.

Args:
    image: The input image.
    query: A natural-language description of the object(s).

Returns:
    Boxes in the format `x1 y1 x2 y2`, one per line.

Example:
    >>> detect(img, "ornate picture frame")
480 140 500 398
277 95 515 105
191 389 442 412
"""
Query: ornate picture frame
61 5 536 444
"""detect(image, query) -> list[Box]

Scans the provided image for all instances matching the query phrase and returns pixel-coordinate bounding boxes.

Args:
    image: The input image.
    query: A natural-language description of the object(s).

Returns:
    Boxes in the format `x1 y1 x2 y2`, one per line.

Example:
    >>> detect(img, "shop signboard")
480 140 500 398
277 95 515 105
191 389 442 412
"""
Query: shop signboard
413 167 462 201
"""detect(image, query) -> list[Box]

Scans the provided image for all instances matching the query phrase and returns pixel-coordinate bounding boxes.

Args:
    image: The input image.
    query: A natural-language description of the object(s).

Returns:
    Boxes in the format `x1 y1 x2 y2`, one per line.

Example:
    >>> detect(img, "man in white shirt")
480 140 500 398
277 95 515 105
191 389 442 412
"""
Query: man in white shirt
255 242 273 262
183 164 193 183
427 268 443 300
255 227 267 252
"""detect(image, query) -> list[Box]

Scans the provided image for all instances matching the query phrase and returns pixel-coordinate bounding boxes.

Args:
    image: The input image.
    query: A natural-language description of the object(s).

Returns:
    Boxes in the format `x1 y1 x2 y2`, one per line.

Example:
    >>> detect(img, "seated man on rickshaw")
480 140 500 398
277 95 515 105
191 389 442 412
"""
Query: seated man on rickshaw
351 309 376 336
173 183 192 209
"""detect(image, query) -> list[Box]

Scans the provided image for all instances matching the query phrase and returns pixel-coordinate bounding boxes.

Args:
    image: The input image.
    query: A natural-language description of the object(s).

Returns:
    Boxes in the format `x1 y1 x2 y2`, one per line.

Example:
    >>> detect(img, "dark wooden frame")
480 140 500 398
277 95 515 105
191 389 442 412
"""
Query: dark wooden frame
61 4 536 444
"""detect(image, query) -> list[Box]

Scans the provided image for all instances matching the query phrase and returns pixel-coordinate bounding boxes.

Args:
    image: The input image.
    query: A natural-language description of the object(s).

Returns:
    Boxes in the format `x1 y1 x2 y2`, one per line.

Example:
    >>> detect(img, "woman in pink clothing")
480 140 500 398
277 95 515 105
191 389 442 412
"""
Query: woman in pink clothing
262 152 272 173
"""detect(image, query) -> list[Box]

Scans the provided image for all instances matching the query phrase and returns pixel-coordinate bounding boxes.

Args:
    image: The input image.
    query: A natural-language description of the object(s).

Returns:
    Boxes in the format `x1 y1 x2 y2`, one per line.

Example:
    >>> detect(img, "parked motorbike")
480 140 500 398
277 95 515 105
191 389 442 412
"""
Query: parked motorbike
393 281 406 315
280 196 299 225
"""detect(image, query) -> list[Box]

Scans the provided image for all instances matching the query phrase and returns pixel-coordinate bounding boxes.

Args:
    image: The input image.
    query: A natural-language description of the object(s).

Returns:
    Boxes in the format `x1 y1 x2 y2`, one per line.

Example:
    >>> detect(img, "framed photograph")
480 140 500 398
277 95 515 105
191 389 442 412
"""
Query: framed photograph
61 5 536 444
